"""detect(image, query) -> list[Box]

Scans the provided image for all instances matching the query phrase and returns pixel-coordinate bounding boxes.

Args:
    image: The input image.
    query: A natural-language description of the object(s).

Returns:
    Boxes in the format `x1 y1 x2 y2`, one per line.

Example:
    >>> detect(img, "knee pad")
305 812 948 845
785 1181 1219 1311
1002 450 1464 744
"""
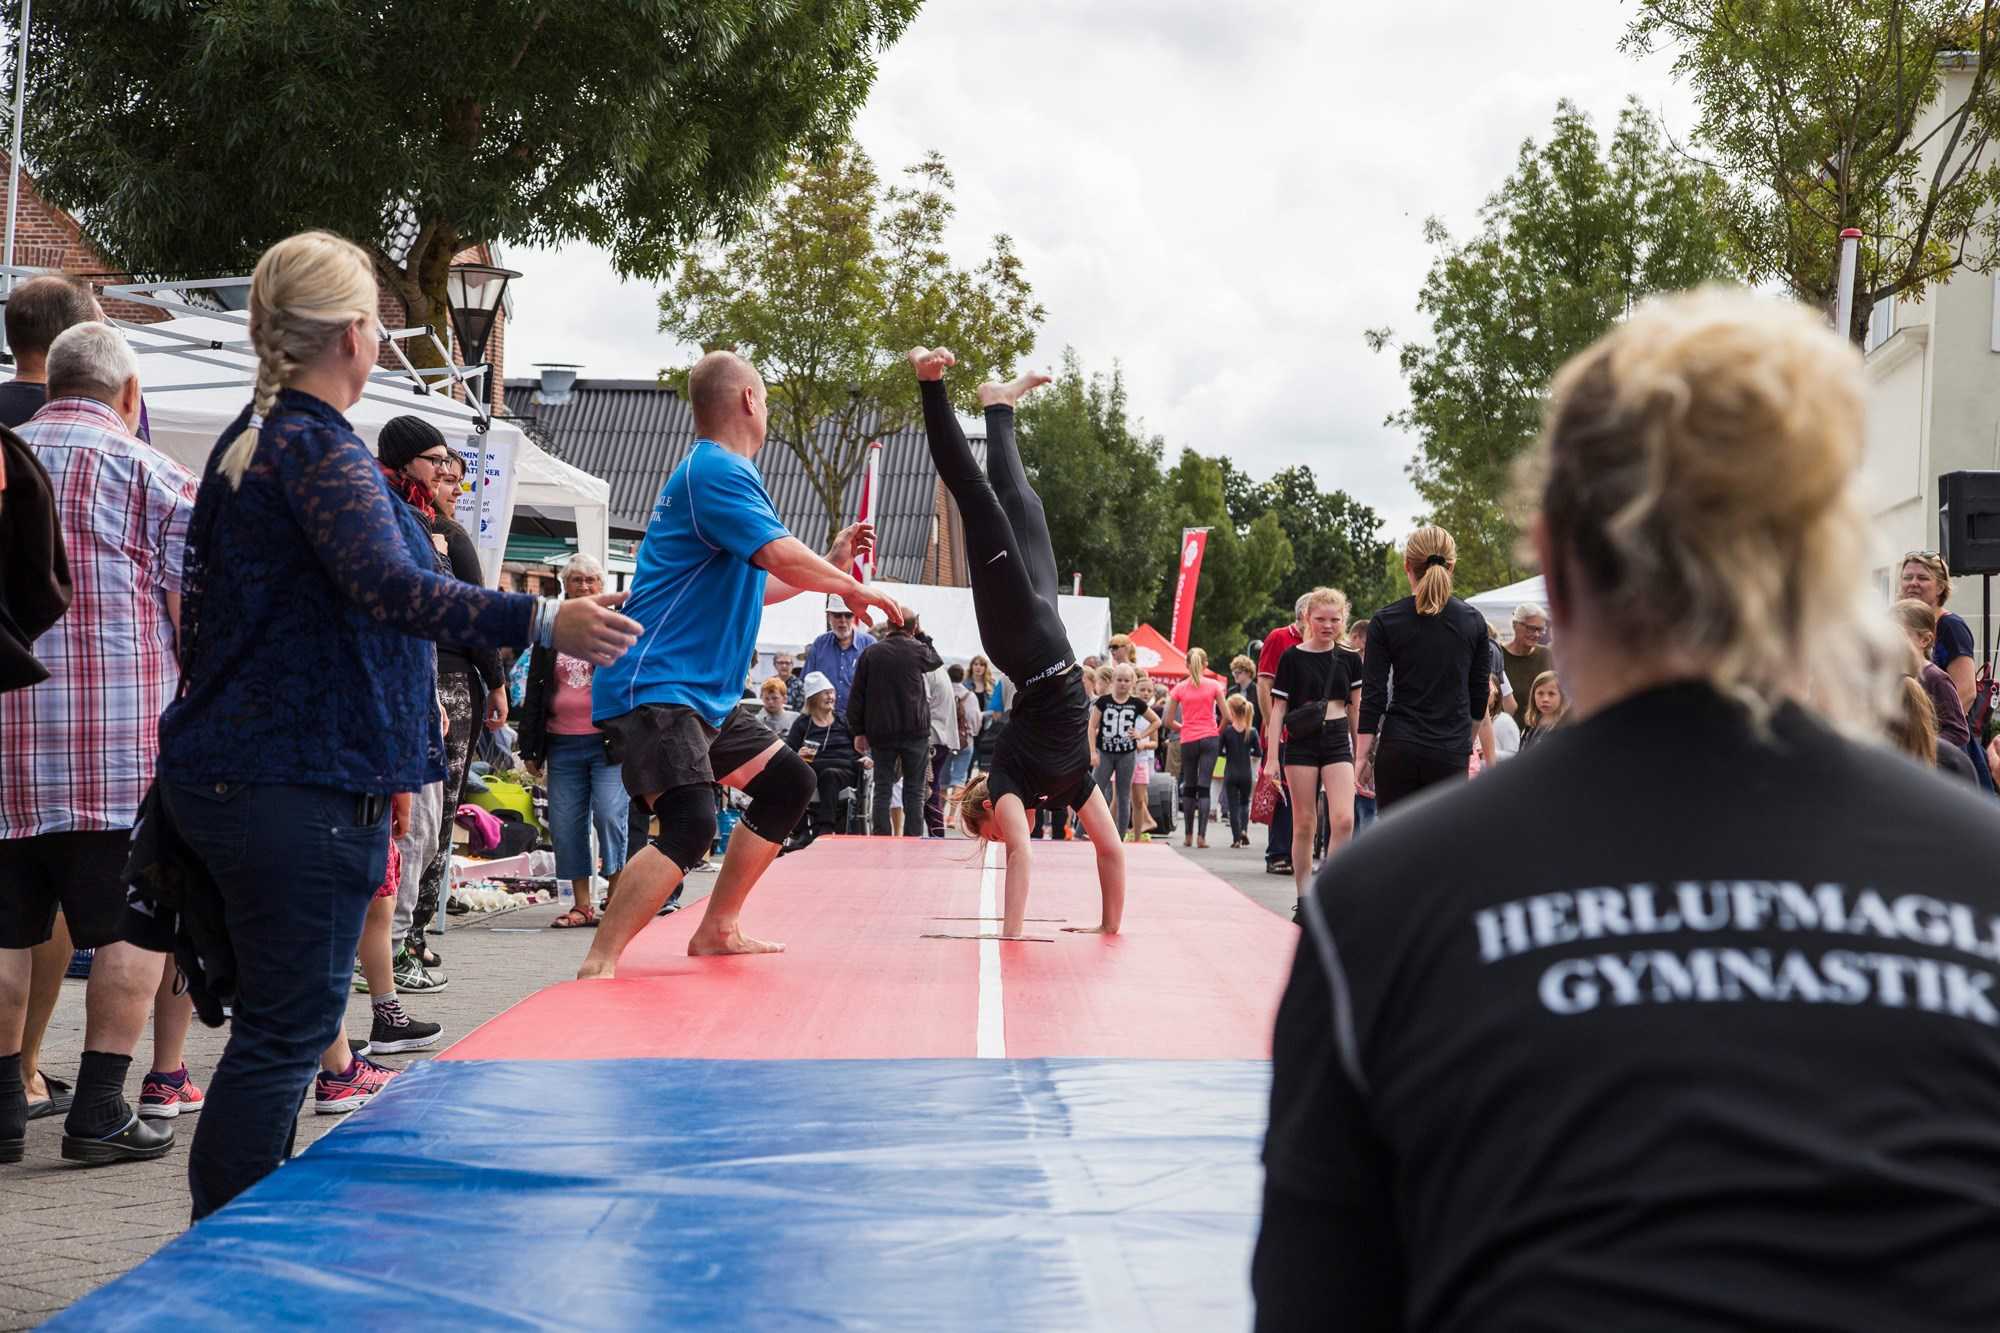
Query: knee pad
740 748 816 843
649 784 718 872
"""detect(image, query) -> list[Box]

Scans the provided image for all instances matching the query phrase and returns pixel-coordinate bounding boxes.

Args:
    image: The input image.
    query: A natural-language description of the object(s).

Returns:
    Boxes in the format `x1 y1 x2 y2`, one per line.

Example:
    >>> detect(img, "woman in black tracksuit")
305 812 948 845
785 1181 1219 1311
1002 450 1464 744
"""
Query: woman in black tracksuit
910 347 1125 940
1355 525 1489 812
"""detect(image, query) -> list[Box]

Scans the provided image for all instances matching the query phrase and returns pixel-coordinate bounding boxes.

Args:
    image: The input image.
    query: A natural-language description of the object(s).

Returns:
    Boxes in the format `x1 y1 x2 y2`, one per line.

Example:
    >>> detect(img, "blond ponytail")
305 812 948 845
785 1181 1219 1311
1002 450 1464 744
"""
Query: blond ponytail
1404 525 1456 616
219 231 379 489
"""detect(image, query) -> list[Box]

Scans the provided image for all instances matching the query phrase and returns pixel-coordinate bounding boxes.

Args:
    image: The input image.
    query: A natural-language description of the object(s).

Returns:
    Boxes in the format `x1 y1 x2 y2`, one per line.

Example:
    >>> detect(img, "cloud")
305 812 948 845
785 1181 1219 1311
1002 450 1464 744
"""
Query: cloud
506 2 1694 536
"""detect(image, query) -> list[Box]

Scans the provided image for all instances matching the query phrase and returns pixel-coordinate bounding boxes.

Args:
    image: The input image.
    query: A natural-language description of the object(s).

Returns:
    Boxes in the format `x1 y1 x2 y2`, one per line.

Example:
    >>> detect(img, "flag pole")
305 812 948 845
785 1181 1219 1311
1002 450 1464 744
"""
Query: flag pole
1834 227 1862 342
3 0 30 362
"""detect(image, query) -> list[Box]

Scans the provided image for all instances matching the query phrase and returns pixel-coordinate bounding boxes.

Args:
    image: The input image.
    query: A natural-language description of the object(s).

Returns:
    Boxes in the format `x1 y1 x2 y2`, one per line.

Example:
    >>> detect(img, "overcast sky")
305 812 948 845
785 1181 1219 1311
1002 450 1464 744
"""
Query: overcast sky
507 1 1695 537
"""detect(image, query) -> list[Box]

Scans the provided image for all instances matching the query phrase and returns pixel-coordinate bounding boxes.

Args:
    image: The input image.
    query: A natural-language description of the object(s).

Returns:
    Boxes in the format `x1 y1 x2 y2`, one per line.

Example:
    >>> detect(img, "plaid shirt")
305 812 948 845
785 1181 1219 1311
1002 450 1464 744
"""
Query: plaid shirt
0 397 196 837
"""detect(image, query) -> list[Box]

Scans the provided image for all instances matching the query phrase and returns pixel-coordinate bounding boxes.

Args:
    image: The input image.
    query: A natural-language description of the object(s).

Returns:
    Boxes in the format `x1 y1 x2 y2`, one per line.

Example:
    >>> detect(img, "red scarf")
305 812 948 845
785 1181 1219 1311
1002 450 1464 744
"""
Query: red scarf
378 460 435 521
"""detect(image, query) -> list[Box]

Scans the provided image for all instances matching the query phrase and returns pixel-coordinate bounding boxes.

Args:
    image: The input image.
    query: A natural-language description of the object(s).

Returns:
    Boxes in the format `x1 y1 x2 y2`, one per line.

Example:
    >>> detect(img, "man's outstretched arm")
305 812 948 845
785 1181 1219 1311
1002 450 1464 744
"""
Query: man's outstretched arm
754 535 905 626
763 521 875 604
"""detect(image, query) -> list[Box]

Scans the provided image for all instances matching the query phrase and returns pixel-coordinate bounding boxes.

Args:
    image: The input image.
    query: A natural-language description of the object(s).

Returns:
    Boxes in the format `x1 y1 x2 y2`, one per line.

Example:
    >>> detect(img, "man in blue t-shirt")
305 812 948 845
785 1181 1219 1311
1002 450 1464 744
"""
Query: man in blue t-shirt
580 351 906 975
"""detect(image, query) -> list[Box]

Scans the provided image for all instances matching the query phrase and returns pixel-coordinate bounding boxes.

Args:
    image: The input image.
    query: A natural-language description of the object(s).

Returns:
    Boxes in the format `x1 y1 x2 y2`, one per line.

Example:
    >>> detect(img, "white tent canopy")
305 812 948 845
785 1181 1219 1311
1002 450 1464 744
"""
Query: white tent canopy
755 581 1111 671
121 315 609 584
1465 574 1547 634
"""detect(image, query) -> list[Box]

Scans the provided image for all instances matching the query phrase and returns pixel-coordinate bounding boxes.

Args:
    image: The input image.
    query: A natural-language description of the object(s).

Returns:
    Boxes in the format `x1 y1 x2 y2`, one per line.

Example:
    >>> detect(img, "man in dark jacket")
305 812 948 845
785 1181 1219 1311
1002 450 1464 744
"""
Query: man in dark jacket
847 617 942 837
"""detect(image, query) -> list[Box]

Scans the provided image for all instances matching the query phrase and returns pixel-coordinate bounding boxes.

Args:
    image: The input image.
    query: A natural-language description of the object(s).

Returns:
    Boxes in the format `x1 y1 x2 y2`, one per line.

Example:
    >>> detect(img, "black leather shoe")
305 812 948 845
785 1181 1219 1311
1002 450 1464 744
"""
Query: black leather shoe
0 1136 22 1165
61 1114 174 1165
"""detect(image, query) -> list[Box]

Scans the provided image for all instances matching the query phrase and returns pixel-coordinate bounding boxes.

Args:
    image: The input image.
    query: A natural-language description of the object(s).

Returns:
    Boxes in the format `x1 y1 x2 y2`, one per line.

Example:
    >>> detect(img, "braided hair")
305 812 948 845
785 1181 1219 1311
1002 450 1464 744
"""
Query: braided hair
218 231 378 489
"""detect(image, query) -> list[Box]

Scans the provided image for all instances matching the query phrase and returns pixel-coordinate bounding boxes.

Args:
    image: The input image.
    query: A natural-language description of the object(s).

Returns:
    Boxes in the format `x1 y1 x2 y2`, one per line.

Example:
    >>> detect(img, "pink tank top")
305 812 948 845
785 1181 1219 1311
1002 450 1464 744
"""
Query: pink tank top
1172 678 1223 743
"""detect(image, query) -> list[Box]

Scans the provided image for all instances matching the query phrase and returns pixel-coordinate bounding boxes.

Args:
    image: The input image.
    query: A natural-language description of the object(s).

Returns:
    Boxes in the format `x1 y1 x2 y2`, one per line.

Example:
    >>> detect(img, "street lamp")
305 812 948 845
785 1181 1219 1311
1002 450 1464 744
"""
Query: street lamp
445 261 521 372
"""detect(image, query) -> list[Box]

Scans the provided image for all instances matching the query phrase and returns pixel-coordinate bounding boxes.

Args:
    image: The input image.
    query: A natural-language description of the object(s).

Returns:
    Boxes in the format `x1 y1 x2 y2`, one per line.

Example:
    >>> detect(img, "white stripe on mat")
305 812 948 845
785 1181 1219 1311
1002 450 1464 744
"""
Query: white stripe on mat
977 841 1006 1058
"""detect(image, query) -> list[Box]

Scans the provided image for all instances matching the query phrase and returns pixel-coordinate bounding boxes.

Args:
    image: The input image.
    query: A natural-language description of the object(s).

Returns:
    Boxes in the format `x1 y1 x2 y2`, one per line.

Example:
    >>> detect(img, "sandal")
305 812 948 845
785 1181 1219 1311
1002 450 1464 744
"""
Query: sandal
549 906 599 929
26 1073 72 1121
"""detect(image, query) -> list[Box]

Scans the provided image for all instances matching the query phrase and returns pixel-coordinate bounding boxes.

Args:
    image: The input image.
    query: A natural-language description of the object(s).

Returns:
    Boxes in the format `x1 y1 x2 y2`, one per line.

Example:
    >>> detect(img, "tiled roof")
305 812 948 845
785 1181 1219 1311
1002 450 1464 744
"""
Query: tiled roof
502 378 982 585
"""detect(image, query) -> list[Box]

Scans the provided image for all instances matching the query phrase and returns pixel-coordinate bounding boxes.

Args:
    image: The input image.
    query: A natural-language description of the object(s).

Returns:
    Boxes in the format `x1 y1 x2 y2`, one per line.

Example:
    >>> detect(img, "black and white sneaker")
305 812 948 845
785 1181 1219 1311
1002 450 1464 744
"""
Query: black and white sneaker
368 1000 444 1054
393 950 449 993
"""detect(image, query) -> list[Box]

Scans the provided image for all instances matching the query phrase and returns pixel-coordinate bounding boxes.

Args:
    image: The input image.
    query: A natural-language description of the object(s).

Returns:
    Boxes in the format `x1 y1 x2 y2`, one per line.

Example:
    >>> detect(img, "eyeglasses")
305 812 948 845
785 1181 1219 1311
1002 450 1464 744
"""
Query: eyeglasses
414 451 451 467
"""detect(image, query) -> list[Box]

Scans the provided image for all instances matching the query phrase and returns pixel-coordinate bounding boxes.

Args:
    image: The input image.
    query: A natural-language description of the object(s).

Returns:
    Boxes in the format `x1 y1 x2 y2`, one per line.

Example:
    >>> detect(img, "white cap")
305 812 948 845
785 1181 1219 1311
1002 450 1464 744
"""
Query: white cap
802 671 835 699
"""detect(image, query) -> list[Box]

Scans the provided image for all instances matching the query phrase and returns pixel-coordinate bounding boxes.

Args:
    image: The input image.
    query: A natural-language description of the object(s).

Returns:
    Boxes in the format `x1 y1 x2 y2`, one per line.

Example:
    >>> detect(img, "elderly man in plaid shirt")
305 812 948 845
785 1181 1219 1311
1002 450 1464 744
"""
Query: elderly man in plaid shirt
0 322 193 1167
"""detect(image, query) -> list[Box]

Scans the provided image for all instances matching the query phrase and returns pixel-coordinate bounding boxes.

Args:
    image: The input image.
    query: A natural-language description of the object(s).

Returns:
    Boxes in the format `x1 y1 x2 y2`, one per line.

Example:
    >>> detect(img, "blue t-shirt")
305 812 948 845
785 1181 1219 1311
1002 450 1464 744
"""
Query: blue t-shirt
593 441 789 727
1933 610 1977 672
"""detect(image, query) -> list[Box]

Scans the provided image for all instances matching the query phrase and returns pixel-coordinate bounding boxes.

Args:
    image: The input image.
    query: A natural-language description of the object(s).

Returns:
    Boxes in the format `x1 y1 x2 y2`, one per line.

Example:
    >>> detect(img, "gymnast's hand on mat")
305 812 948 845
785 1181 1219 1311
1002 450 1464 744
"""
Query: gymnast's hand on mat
826 521 875 572
906 346 955 380
553 591 643 665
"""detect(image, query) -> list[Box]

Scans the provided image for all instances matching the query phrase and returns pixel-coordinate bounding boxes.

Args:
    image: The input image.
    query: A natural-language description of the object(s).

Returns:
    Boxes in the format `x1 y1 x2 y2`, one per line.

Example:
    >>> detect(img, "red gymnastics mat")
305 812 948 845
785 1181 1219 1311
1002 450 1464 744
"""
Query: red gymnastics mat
443 837 1293 1062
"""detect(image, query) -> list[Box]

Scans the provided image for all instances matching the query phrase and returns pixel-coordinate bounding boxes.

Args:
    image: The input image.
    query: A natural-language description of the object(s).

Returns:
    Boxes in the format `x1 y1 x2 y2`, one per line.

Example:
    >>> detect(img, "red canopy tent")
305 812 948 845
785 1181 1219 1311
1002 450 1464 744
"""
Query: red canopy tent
1123 624 1225 682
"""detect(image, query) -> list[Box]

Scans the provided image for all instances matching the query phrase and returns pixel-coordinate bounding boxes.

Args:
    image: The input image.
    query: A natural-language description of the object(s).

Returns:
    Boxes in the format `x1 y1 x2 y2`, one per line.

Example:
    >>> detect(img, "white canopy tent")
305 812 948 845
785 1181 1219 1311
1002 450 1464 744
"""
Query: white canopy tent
120 315 610 584
755 581 1112 670
1465 574 1548 634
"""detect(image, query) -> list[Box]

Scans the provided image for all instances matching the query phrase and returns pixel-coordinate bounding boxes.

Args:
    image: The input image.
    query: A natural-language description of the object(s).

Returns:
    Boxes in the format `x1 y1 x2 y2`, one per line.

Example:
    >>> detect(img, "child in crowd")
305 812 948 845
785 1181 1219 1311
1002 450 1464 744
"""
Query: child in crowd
1090 662 1158 840
1220 693 1261 847
1518 670 1567 750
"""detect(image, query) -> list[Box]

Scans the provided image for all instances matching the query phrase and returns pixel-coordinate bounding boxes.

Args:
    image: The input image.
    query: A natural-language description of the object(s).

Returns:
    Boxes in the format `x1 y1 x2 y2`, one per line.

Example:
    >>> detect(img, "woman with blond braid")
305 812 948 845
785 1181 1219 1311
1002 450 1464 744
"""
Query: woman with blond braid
155 231 639 1219
1354 526 1490 812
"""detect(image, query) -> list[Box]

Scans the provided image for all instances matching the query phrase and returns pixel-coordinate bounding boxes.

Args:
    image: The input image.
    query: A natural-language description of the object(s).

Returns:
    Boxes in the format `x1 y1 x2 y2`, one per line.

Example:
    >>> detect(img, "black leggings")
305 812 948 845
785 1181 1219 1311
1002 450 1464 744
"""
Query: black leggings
1373 739 1465 812
1178 734 1219 837
920 381 1071 685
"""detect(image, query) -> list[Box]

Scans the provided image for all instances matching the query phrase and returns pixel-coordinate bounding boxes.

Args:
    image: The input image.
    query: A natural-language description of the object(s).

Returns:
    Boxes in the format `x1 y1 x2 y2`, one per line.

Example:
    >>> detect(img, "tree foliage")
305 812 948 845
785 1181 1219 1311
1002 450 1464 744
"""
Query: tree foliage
1221 461 1398 627
1013 351 1172 633
659 142 1043 542
1368 99 1739 591
1149 451 1293 663
1626 0 2000 343
17 1 919 356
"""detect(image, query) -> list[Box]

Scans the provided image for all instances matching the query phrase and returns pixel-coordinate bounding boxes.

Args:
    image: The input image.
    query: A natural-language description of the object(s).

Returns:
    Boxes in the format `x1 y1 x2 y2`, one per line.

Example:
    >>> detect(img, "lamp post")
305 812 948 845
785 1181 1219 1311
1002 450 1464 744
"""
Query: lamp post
445 261 520 375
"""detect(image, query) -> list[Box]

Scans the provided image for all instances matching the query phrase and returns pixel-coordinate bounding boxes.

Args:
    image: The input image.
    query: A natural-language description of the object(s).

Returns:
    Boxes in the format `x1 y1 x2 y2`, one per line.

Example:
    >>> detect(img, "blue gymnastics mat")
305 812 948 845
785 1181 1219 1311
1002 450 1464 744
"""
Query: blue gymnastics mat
52 1058 1270 1332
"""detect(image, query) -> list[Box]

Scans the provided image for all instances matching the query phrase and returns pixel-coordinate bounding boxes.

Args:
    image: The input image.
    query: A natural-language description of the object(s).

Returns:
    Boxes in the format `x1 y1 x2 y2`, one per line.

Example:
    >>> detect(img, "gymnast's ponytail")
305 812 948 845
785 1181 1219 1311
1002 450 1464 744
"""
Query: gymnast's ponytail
1405 526 1456 616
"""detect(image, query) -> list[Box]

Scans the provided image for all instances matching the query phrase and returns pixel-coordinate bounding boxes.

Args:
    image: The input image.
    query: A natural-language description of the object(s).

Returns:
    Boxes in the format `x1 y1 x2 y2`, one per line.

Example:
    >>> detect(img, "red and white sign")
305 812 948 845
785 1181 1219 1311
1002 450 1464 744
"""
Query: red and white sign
1169 527 1209 652
852 441 882 583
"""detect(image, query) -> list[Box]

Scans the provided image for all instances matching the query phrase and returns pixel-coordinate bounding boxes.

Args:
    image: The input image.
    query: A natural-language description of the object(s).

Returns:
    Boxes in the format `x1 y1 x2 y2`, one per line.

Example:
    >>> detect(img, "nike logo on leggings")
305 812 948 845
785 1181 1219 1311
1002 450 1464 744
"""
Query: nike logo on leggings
987 549 1009 564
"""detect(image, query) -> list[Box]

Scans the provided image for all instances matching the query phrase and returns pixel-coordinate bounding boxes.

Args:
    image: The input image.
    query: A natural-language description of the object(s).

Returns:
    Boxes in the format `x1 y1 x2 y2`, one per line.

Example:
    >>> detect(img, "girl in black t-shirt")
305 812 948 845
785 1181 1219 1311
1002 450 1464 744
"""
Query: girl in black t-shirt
1263 587 1361 911
1090 662 1158 838
1220 692 1262 847
1518 670 1568 751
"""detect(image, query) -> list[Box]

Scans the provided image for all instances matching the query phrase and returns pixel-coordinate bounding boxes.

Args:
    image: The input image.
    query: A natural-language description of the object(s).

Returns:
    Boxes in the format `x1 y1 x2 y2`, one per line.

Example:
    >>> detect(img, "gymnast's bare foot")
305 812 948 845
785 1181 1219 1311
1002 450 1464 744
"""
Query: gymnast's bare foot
907 346 955 380
688 925 786 956
977 371 1052 409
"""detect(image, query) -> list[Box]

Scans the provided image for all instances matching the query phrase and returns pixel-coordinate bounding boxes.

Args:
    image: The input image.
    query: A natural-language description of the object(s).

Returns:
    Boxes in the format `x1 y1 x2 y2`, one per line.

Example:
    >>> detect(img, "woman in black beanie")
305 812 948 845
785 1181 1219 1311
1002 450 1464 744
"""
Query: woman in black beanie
376 415 507 980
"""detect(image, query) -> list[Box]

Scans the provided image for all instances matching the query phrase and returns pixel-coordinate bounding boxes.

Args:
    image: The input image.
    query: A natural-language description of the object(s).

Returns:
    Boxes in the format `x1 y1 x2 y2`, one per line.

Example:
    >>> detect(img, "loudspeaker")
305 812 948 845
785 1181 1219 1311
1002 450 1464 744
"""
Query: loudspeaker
1939 471 2000 577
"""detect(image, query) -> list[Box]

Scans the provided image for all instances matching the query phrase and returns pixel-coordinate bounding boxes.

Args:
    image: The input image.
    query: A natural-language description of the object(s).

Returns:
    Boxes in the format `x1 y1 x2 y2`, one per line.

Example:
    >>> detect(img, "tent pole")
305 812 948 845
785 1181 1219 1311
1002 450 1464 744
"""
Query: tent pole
3 0 30 360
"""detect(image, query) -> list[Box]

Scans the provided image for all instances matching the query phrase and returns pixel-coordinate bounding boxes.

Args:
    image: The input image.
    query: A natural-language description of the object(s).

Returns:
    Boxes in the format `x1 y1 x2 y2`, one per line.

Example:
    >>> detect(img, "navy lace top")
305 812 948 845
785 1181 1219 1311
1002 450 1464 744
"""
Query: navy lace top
157 390 536 795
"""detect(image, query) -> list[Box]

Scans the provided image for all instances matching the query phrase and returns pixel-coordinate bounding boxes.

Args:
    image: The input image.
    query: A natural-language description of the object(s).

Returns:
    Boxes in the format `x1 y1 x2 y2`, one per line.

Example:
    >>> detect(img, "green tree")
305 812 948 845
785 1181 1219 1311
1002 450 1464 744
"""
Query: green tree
1367 98 1739 590
1014 351 1172 632
658 142 1043 541
17 1 919 360
1625 0 2000 343
1218 460 1397 628
1150 451 1293 661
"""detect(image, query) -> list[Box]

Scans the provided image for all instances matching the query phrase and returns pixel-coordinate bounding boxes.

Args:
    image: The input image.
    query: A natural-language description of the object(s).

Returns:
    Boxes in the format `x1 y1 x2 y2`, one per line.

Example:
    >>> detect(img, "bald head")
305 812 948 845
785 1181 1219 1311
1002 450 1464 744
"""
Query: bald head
687 350 767 448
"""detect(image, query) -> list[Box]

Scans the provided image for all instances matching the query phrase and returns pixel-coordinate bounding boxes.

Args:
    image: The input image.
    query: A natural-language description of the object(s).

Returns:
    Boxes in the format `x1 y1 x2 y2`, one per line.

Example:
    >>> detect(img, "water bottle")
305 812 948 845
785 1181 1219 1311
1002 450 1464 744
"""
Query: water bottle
559 879 573 905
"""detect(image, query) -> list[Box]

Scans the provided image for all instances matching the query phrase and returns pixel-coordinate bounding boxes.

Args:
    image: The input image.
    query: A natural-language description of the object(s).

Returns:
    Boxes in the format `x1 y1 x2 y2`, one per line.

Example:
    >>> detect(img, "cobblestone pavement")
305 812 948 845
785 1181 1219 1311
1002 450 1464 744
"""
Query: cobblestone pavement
4 841 1293 1328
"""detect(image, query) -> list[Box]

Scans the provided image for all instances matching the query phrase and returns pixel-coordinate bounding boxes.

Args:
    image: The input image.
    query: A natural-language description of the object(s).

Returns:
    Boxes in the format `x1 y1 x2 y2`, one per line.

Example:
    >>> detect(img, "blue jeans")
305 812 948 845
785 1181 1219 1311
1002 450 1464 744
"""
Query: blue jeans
1354 793 1377 832
947 745 975 787
545 732 630 881
163 780 387 1220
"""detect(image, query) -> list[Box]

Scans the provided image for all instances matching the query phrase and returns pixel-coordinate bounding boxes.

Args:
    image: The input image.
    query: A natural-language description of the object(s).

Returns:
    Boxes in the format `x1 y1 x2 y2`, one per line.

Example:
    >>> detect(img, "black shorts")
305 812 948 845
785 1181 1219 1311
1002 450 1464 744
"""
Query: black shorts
601 704 781 806
1282 726 1354 769
0 829 134 949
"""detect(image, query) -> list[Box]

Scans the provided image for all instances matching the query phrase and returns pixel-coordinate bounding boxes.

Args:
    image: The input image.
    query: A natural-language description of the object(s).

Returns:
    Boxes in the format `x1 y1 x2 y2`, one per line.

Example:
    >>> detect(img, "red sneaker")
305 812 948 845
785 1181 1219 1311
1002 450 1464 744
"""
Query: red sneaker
137 1068 206 1120
314 1056 396 1116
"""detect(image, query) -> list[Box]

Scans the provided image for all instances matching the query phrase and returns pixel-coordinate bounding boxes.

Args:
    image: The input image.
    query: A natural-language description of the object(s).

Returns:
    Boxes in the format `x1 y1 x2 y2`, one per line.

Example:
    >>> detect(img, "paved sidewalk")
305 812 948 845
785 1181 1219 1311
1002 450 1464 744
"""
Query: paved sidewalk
0 892 677 1330
3 839 1296 1328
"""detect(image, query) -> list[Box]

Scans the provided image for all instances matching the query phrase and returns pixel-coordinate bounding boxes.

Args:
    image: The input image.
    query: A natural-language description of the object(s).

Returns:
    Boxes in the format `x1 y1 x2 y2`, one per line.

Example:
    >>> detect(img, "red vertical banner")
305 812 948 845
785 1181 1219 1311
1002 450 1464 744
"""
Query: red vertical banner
852 441 882 583
1170 527 1209 652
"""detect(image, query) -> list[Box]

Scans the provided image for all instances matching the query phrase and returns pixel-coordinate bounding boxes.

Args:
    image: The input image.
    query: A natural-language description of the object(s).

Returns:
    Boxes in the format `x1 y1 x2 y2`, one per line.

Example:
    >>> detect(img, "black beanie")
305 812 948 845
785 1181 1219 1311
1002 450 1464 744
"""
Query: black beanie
378 415 446 469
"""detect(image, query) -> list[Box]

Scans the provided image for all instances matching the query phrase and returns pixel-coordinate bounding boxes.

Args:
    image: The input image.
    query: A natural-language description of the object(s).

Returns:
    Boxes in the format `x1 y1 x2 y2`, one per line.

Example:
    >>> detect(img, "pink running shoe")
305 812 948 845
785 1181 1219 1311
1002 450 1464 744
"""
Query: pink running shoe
313 1056 396 1116
137 1068 206 1120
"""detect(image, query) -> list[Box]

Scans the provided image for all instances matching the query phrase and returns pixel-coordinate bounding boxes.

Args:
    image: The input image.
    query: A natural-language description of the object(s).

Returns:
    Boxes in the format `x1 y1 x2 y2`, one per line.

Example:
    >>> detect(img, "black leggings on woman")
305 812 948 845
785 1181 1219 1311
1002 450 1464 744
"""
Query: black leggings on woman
919 381 1072 684
1178 734 1219 837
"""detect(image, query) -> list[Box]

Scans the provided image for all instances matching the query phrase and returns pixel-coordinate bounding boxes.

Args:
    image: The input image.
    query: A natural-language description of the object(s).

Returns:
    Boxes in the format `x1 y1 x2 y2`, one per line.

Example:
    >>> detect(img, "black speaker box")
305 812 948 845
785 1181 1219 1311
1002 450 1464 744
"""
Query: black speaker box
1939 471 2000 578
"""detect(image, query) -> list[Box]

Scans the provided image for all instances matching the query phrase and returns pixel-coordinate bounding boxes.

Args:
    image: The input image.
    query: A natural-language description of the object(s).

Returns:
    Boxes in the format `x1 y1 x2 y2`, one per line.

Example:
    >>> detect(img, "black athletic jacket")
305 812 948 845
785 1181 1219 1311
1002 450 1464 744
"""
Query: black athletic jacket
847 631 944 745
